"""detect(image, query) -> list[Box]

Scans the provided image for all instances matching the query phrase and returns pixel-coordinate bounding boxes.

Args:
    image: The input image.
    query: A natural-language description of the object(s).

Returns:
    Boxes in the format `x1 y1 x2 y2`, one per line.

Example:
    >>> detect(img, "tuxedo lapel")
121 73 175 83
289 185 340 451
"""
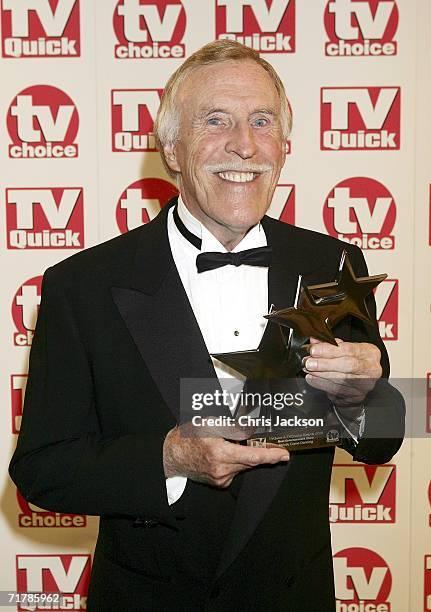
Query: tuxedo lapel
111 199 225 422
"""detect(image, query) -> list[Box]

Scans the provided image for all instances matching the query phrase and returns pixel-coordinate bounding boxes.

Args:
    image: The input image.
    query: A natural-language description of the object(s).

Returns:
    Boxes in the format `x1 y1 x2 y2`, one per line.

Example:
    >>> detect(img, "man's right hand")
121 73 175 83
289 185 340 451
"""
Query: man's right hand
163 425 290 488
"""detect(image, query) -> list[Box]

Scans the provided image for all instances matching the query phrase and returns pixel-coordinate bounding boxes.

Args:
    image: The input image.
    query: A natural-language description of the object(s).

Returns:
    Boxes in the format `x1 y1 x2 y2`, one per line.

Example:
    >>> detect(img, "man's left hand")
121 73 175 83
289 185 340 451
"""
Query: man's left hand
303 337 382 407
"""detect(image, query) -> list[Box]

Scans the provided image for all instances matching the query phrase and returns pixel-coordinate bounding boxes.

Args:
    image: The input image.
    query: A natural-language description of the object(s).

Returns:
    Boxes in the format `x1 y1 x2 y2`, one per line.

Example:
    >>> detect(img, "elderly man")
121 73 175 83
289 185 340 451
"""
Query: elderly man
10 41 404 611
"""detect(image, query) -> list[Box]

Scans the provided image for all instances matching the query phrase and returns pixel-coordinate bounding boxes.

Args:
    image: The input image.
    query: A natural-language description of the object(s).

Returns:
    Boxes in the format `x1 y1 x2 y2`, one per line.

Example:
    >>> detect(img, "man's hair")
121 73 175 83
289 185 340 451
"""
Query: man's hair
154 40 292 179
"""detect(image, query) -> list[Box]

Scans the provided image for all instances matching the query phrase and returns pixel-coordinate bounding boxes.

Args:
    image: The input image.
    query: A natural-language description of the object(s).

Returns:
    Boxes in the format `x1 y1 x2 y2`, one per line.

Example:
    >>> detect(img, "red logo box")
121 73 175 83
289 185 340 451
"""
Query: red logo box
215 0 295 53
111 88 162 152
323 177 396 250
6 187 84 250
113 0 186 59
7 85 79 159
330 464 396 523
324 0 398 57
1 0 81 58
321 86 401 151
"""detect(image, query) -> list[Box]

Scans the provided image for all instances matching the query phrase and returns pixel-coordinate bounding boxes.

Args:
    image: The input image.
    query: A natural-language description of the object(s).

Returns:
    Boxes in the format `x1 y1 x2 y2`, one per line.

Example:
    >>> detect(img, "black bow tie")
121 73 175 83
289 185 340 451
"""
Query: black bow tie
196 247 272 273
172 203 272 273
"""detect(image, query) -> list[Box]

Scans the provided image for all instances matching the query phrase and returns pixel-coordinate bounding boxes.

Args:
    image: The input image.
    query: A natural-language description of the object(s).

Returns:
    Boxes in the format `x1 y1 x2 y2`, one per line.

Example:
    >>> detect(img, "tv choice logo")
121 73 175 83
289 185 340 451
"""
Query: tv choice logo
16 491 86 529
11 374 27 433
425 556 431 611
6 187 84 250
12 276 42 346
266 184 295 224
321 87 401 151
323 177 396 250
113 0 186 59
16 554 90 611
7 85 79 158
111 89 162 152
324 0 398 57
330 464 395 523
375 279 398 341
215 0 295 53
1 0 80 58
116 178 178 233
334 547 392 611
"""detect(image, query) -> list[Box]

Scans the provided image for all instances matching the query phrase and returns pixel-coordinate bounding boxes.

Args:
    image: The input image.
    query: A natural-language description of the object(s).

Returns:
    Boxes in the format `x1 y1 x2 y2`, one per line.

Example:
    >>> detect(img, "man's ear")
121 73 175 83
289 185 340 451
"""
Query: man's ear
163 143 181 173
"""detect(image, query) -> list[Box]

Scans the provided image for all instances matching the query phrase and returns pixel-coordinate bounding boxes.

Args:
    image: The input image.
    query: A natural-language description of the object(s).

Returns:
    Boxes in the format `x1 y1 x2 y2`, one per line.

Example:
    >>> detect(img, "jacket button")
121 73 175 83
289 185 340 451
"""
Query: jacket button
133 517 159 528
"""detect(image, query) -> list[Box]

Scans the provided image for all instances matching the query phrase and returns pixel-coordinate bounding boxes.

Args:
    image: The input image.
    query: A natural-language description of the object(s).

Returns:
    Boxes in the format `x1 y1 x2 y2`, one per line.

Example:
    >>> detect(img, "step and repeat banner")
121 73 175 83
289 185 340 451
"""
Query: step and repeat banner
1 1 430 610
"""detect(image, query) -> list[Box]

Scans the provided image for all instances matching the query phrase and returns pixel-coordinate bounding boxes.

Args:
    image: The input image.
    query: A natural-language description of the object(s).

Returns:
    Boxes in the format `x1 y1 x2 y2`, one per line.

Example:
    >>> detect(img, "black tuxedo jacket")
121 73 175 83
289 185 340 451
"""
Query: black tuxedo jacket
9 199 404 611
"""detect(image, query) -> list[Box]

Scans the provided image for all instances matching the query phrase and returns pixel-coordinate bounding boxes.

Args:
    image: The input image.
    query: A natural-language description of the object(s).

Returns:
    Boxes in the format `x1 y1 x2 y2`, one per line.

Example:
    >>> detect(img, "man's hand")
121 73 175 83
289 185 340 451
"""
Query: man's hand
303 337 382 407
163 425 290 488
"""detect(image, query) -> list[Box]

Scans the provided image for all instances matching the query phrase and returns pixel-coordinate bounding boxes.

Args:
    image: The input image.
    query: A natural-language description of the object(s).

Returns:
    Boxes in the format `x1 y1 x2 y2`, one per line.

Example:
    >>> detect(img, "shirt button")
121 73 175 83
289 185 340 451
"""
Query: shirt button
234 330 239 336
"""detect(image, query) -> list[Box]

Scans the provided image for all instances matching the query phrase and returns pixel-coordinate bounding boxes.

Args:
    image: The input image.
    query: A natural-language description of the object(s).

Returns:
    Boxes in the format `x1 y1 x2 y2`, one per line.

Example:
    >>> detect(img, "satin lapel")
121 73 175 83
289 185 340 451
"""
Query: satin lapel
111 199 226 422
215 216 330 582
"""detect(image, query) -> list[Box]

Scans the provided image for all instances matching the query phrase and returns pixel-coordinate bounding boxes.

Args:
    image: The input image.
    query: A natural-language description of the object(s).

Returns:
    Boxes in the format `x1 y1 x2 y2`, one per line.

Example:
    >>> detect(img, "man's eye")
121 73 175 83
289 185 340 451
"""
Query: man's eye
207 117 223 126
253 118 269 128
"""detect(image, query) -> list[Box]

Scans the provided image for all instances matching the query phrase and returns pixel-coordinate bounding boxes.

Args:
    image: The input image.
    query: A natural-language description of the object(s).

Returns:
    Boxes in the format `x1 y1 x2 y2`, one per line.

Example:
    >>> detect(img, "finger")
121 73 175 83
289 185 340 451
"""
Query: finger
305 374 365 403
304 354 361 374
309 339 356 359
226 443 290 467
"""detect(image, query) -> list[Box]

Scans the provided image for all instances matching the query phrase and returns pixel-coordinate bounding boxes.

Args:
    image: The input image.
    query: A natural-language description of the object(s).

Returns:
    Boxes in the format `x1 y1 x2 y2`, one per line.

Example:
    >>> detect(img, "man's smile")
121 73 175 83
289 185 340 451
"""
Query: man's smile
216 170 261 183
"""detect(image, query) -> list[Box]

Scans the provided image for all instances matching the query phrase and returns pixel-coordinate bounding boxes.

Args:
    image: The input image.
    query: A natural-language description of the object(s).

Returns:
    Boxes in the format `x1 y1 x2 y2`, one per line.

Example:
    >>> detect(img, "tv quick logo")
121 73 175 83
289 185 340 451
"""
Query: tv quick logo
375 279 398 341
323 177 396 250
267 184 295 224
113 0 186 59
16 554 90 611
6 187 84 249
1 0 80 58
116 178 178 233
425 556 431 611
7 85 79 158
334 548 392 611
216 0 295 53
12 276 42 346
111 89 162 152
16 491 86 528
11 374 27 433
324 0 398 57
330 464 395 523
321 87 400 151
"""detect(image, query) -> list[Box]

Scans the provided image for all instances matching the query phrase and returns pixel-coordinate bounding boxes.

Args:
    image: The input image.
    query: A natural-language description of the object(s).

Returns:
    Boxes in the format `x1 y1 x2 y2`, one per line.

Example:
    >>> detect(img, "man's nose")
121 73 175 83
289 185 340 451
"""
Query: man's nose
225 122 257 159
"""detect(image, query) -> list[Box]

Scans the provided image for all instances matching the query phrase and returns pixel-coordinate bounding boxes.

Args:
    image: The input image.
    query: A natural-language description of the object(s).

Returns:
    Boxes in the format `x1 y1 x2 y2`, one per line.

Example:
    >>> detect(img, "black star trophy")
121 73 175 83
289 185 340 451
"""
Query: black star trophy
211 251 387 451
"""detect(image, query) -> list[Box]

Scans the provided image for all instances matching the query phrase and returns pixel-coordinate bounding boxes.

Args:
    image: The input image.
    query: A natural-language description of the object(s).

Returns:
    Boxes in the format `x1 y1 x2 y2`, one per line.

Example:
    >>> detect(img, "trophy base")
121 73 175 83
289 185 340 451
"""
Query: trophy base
240 426 342 451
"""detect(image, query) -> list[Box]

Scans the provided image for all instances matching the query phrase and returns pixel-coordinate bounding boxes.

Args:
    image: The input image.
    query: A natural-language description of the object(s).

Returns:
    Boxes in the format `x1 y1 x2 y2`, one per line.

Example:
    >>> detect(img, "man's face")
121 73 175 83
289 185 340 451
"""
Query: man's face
164 60 287 245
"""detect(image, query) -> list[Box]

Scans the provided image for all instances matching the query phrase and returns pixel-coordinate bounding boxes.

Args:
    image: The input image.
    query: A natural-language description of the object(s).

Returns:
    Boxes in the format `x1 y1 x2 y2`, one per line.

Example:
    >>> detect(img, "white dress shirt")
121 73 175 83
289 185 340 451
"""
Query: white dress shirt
165 196 269 504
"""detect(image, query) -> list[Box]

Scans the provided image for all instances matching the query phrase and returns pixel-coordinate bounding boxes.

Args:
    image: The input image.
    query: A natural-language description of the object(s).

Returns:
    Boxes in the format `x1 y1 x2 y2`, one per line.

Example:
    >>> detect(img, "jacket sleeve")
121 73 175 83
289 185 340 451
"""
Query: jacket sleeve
337 245 405 465
9 267 176 527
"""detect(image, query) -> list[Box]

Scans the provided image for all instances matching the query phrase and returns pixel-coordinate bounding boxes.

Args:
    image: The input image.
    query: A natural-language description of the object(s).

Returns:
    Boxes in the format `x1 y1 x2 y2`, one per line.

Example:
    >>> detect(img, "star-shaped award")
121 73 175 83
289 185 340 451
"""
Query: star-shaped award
264 285 344 347
307 250 387 326
211 312 293 380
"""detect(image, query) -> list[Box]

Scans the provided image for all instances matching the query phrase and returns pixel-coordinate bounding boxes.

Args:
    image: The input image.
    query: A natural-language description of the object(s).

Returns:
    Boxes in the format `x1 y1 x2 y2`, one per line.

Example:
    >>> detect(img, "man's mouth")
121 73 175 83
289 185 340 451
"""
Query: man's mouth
216 171 260 183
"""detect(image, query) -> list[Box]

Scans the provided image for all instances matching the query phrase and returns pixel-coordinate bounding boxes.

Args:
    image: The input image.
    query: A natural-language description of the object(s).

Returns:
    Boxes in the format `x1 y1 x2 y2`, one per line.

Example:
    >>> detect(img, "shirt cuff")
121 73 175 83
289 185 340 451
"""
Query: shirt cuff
332 404 366 445
166 476 187 505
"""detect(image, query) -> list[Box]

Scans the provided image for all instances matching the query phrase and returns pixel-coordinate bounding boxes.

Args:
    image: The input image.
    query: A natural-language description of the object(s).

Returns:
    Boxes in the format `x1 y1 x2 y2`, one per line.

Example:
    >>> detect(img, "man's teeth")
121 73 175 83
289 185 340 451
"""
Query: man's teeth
217 171 256 183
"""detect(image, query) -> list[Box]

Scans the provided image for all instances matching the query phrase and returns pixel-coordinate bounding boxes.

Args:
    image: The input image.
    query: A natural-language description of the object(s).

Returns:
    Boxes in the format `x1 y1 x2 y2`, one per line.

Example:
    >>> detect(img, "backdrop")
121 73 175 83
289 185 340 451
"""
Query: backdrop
1 1 430 610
